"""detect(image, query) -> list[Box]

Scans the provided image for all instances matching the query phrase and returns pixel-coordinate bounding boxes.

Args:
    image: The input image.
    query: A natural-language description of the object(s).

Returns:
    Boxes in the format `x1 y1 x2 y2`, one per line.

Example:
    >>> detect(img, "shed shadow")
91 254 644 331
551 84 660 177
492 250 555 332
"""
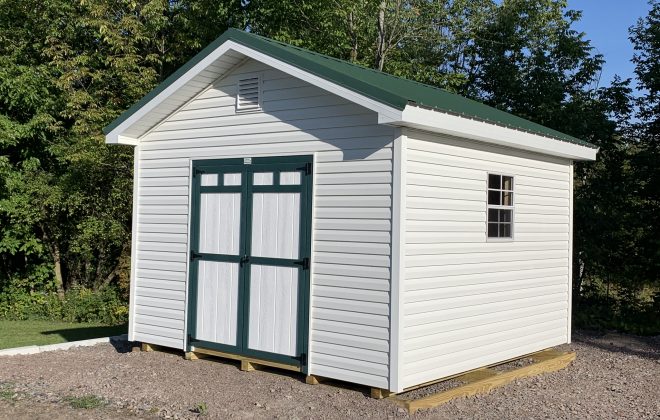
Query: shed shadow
573 331 660 361
41 324 128 345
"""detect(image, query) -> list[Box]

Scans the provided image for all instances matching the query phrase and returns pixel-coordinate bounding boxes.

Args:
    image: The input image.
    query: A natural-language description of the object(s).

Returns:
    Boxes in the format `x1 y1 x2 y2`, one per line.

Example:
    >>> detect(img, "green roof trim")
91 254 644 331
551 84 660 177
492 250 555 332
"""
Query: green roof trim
104 28 596 149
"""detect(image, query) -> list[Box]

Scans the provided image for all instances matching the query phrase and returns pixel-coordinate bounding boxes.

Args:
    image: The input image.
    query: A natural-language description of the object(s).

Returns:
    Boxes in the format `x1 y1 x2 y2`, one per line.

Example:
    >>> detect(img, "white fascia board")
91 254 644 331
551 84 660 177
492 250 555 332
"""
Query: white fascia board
105 134 138 146
394 105 598 161
104 40 403 144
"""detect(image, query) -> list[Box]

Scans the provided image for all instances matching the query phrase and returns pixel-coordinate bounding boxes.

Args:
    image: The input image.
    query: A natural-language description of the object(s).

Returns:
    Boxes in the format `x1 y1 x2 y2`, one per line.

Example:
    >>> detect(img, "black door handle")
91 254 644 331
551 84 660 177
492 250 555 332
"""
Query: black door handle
240 255 250 266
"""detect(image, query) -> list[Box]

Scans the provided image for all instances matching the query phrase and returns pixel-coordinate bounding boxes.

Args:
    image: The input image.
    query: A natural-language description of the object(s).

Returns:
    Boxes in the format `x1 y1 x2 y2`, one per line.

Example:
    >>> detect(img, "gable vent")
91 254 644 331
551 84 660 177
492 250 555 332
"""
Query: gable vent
236 76 261 112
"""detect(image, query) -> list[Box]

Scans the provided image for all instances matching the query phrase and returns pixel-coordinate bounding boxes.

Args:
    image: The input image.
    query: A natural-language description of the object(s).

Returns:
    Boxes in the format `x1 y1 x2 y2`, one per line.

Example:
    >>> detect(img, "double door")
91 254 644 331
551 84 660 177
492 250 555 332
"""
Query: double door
187 156 312 368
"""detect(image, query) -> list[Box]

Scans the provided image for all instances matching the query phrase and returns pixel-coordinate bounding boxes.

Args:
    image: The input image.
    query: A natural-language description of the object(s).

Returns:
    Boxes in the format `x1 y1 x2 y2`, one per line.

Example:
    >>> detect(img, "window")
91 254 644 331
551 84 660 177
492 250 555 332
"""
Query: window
236 76 261 112
487 174 514 239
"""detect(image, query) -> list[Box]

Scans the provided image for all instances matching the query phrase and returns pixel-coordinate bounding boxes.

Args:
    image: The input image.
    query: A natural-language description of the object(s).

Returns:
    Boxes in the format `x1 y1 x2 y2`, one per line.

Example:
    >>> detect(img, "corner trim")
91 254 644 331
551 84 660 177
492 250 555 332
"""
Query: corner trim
389 128 407 392
567 161 574 343
127 144 140 341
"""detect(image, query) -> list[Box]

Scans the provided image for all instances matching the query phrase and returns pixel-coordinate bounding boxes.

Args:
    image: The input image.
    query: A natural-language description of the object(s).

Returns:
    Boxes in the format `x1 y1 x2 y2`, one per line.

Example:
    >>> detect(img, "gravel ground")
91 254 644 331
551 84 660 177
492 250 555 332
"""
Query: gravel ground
0 331 658 419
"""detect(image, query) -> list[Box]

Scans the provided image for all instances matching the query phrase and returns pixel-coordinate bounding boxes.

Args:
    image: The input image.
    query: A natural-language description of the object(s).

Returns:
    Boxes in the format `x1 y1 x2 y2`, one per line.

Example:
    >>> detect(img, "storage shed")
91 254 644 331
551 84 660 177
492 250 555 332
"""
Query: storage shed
104 29 598 394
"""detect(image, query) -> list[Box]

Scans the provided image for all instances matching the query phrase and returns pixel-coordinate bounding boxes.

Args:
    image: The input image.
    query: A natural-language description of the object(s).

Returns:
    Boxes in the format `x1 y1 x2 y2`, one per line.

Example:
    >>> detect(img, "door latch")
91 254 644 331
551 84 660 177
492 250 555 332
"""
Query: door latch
293 257 310 270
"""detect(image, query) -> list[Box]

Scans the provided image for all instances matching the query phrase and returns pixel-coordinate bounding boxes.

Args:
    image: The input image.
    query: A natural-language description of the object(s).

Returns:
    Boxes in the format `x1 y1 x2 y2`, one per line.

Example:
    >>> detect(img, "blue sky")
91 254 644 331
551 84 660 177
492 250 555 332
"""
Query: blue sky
568 0 652 89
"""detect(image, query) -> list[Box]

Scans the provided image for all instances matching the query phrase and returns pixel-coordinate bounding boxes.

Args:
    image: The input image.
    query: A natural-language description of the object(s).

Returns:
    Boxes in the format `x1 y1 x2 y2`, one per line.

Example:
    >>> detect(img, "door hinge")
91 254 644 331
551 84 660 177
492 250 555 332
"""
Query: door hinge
193 168 205 177
190 250 202 261
293 257 310 270
299 162 312 175
297 353 307 365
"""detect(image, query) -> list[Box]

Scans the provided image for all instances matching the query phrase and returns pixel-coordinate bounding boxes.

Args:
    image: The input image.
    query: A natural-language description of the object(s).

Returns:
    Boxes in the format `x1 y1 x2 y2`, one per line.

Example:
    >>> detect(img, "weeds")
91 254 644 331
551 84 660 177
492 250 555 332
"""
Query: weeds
191 402 208 415
0 384 14 401
65 394 106 409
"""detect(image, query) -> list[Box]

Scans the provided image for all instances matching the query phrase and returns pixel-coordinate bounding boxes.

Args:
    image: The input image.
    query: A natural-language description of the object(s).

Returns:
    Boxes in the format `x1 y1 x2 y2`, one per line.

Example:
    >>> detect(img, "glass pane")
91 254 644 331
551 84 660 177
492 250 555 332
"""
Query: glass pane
198 193 241 255
488 223 499 238
488 208 499 222
488 174 501 189
223 173 241 186
280 171 301 185
253 172 274 185
251 192 300 259
200 173 218 186
499 223 511 238
488 190 501 205
502 191 513 206
502 176 513 191
500 209 512 222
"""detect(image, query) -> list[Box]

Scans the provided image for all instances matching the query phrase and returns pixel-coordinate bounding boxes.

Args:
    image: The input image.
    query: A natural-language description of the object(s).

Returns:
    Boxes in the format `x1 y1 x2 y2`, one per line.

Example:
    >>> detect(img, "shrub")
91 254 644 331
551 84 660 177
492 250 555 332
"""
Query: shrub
0 286 128 325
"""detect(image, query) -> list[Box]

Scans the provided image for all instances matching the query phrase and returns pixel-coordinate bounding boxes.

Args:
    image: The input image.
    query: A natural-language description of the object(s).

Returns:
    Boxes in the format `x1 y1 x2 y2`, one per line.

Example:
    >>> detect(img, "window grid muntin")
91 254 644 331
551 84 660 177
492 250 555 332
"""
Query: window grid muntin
487 174 514 239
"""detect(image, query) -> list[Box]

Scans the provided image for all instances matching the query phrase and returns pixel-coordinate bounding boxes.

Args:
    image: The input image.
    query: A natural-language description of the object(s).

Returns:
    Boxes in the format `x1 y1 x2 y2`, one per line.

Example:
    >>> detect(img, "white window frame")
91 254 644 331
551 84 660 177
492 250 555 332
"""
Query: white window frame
235 73 263 113
486 173 515 241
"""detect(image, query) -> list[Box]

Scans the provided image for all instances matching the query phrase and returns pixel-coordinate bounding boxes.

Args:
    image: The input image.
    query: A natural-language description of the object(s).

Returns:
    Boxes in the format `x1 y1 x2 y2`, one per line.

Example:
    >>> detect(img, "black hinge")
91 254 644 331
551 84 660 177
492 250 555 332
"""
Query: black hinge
193 168 205 177
299 162 312 175
293 257 310 270
296 353 307 365
190 250 202 261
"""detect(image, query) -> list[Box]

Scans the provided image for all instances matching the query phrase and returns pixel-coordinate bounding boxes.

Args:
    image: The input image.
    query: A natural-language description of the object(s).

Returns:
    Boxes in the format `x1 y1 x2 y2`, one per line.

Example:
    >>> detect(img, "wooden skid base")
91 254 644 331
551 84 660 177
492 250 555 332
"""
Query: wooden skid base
393 349 576 414
188 347 301 373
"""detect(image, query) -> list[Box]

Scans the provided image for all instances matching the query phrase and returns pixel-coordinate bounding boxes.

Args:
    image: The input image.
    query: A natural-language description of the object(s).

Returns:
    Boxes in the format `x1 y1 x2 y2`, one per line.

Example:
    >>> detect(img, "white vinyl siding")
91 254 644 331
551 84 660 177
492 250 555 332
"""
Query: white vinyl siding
132 59 394 389
401 128 571 389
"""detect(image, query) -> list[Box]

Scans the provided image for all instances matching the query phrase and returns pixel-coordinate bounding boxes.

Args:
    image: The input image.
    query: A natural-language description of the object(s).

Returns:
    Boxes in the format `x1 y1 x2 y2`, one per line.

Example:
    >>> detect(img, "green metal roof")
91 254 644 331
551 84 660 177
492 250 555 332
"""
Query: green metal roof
104 28 596 149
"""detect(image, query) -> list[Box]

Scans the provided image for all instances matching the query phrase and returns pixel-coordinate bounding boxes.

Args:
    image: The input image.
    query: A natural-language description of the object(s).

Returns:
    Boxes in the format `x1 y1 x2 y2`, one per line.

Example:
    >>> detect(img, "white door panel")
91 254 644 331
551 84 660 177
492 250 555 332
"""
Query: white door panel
248 264 298 356
199 193 241 255
196 261 239 346
251 192 300 259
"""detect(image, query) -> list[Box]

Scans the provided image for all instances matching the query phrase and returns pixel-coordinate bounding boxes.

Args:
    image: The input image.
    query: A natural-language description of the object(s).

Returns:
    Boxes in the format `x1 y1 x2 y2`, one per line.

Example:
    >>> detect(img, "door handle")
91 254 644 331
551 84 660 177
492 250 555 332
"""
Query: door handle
240 255 250 266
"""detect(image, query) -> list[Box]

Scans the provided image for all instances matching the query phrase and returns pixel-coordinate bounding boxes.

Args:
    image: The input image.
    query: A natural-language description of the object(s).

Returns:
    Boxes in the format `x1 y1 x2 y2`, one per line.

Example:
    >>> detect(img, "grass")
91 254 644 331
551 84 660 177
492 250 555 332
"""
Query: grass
0 320 127 350
0 384 14 401
65 395 107 409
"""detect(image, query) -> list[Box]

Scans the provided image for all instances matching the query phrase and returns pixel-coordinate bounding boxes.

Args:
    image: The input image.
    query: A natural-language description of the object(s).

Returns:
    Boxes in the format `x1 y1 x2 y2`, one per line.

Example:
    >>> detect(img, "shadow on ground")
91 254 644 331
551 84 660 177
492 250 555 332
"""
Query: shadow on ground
573 330 660 360
41 324 127 344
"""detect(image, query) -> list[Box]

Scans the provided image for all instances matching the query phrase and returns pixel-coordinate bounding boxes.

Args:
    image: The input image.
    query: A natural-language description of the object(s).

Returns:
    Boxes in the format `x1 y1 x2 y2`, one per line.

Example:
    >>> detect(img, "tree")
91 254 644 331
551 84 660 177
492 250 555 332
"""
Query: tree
0 0 241 298
629 0 660 290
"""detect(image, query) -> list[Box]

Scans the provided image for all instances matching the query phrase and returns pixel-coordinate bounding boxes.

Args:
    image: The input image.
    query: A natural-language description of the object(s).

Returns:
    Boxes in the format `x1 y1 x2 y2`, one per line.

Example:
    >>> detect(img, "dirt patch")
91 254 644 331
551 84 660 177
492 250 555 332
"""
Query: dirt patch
0 331 658 419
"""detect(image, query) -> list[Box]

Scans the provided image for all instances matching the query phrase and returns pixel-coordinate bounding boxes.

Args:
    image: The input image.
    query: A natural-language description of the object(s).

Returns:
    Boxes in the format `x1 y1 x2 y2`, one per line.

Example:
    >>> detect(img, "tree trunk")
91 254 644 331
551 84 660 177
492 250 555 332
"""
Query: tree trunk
41 226 65 299
375 1 386 71
52 242 65 299
348 11 358 62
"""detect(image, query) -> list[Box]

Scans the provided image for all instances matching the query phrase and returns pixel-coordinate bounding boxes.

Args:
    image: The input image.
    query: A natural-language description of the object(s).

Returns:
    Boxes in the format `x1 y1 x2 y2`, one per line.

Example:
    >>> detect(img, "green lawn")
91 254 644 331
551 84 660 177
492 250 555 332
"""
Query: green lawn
0 320 127 350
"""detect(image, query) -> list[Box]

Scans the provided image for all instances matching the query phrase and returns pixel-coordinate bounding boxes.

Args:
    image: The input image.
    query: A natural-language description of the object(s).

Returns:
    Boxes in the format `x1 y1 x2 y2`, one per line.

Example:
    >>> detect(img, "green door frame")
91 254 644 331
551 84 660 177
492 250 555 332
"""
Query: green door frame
186 155 313 372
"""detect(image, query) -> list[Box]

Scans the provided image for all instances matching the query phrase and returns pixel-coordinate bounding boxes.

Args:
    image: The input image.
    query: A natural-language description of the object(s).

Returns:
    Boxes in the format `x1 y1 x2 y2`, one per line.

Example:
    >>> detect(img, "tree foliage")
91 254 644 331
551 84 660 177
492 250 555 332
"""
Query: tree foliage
0 0 657 331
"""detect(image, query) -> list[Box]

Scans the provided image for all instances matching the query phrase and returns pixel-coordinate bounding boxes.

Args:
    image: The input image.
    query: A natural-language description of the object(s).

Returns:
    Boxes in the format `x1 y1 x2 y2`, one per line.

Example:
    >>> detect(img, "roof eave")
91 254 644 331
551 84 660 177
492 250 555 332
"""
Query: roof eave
103 34 404 145
395 105 598 161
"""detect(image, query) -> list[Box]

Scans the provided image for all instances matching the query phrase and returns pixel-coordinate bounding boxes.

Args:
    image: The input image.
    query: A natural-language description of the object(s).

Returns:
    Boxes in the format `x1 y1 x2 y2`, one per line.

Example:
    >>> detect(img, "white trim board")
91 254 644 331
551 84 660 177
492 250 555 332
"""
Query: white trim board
389 128 407 392
394 105 598 161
